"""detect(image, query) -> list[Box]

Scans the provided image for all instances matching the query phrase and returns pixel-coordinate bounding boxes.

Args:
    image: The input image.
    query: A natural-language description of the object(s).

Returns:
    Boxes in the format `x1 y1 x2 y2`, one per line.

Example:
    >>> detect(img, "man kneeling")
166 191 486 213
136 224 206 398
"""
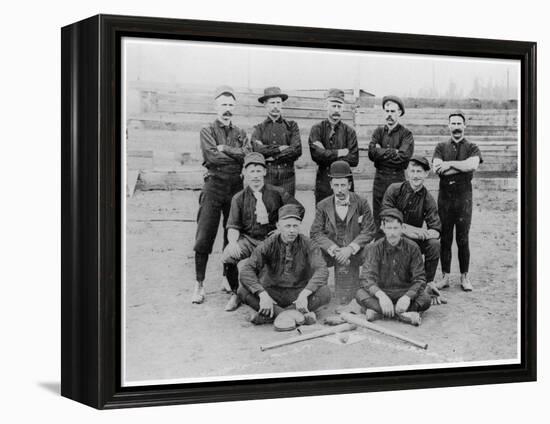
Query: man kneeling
238 204 331 331
355 208 431 326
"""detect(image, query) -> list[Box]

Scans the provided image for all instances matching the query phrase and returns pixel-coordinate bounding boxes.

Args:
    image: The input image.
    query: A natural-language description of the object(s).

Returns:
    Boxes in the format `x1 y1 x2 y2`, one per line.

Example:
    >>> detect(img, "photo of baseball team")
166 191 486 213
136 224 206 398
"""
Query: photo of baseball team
121 39 519 384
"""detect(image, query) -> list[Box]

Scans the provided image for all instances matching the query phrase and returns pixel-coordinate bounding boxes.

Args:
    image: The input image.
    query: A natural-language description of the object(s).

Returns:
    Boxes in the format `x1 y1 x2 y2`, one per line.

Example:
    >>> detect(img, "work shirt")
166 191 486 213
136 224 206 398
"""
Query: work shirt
226 184 300 240
308 119 359 168
368 124 414 172
432 137 483 187
251 117 302 165
381 181 441 232
360 237 426 300
199 119 251 177
240 233 328 295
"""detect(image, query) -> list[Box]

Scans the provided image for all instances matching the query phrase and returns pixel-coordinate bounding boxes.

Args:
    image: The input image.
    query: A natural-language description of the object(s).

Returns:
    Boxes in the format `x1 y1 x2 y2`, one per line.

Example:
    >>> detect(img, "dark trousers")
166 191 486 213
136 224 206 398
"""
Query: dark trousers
438 185 473 274
413 238 440 282
355 288 431 313
193 176 242 282
372 169 406 230
238 285 331 313
266 163 296 196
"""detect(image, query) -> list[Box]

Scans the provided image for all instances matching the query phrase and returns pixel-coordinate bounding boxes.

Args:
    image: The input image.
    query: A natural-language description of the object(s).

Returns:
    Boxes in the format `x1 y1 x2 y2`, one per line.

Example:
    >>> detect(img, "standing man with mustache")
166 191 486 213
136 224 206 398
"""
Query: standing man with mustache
251 87 302 196
309 88 359 204
432 110 483 292
221 152 301 311
381 156 444 305
368 95 415 231
192 86 251 304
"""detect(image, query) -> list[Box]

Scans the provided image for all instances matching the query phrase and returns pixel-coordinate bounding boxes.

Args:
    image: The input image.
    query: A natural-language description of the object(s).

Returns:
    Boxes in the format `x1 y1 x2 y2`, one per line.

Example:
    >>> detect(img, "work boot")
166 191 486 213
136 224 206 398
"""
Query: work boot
220 276 232 293
461 273 473 292
435 273 450 290
303 311 317 325
224 293 241 311
191 282 205 304
397 312 422 326
365 309 381 322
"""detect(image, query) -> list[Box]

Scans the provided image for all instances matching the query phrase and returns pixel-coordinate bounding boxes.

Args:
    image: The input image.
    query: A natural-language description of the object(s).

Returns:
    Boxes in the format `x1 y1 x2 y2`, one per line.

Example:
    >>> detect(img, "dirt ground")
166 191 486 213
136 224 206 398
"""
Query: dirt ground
123 186 518 384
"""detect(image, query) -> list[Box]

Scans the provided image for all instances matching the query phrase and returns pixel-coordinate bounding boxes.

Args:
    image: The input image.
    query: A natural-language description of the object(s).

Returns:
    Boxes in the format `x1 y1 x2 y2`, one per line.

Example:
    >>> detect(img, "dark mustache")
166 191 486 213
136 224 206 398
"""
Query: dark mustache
223 111 233 116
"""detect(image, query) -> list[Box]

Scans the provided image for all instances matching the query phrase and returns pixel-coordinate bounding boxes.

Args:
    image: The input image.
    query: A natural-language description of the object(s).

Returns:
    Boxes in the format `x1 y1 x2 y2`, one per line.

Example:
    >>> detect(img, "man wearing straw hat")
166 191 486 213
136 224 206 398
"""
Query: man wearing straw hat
309 88 359 204
368 95 415 230
251 87 302 196
192 86 250 304
310 160 376 304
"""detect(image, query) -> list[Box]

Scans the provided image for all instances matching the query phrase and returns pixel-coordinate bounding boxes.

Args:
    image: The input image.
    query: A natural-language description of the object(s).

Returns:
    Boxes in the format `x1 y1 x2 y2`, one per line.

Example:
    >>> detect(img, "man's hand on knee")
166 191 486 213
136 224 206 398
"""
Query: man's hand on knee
375 291 395 318
258 291 277 317
395 295 411 314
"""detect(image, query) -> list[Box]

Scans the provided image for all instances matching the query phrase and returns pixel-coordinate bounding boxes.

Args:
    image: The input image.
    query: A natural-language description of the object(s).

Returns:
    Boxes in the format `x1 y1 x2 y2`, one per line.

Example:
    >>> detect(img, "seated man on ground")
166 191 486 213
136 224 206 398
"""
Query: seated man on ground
355 208 431 326
310 160 376 303
238 204 331 331
222 152 300 311
381 155 444 305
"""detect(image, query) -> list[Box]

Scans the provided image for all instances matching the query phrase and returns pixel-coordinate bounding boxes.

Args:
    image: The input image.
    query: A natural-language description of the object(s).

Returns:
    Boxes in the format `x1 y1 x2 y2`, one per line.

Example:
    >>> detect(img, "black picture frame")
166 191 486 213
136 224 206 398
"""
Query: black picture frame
61 14 537 409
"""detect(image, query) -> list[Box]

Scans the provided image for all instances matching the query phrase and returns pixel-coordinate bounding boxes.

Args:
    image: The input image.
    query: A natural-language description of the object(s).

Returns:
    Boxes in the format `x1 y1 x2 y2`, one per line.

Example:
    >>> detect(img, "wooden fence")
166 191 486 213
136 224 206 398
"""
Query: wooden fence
126 84 518 194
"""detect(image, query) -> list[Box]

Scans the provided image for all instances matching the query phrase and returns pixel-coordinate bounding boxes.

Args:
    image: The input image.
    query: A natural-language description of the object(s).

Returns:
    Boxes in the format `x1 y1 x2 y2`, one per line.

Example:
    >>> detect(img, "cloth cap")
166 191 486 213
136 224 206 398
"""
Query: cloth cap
278 204 305 221
328 161 353 179
326 88 345 103
382 95 405 116
408 155 431 171
214 85 236 100
449 109 466 122
258 86 289 103
244 152 266 168
380 208 404 224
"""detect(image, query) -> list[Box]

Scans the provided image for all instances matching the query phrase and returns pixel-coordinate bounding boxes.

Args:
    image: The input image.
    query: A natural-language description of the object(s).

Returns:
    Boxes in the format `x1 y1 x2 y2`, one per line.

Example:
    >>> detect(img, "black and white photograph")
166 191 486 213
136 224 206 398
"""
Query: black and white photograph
121 37 521 386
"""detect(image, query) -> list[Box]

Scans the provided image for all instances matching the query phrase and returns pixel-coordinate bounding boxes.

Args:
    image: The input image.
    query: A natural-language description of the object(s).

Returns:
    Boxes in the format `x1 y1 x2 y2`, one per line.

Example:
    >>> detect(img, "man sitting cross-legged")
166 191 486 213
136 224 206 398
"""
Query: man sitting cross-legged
237 204 331 331
355 208 431 326
222 152 300 311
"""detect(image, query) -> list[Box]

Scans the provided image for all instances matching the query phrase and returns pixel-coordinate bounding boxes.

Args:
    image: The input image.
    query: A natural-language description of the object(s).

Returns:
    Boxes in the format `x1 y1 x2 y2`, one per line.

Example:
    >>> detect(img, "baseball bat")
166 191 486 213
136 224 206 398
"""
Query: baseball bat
340 312 428 349
260 323 356 351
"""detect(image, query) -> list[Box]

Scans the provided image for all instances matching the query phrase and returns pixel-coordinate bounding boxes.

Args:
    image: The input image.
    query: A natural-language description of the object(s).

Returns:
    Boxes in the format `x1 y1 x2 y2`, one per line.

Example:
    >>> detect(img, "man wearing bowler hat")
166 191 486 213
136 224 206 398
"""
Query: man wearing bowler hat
381 155 444 305
356 208 431 326
310 161 376 303
192 86 251 304
238 204 331 330
221 152 301 311
309 88 359 204
432 110 483 292
251 87 302 196
368 95 415 230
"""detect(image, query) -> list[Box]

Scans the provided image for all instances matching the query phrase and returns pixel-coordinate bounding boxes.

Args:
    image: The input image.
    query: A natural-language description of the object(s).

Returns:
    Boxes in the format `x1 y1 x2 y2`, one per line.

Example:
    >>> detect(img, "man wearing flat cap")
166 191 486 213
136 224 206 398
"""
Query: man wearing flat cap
238 204 331 329
432 110 483 292
221 152 301 311
368 95 415 231
309 88 359 204
381 155 443 305
355 208 431 326
251 87 302 196
192 86 251 304
310 161 377 303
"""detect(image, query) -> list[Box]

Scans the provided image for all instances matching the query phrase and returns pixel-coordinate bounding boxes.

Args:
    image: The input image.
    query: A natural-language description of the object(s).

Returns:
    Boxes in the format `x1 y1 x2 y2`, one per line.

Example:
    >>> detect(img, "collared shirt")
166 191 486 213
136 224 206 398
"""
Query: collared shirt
381 181 441 232
432 137 483 185
368 123 415 172
199 119 251 176
334 194 350 221
360 237 426 300
308 119 359 168
239 233 328 295
226 184 300 240
251 117 302 165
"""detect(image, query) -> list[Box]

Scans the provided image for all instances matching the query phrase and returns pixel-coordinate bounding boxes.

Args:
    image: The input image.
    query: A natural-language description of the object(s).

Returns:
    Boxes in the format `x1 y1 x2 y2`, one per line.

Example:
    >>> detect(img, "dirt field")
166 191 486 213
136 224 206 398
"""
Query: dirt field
123 186 518 384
